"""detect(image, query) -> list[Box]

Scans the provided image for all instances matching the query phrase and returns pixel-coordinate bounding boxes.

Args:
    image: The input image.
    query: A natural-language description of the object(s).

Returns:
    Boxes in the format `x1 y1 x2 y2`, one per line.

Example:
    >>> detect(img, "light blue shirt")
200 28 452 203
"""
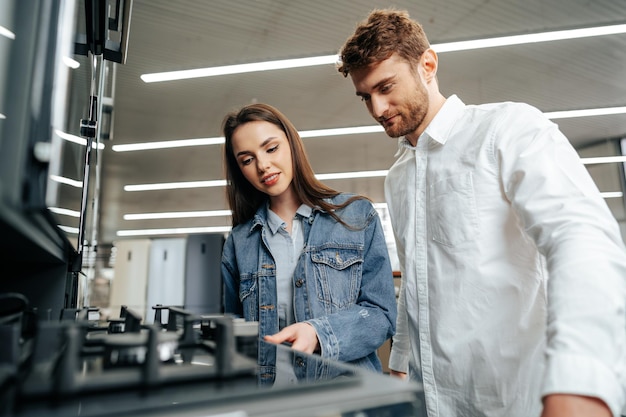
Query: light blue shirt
265 204 309 329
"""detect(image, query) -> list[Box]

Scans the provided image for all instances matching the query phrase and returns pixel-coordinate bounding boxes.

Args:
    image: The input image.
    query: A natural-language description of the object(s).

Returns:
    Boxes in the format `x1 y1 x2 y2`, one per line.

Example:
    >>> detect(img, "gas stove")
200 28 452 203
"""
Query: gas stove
0 295 425 417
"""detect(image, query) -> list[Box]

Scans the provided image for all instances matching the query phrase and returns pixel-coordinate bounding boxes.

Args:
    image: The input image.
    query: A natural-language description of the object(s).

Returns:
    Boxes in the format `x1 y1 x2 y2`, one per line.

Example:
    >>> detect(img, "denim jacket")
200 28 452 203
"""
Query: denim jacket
221 194 397 383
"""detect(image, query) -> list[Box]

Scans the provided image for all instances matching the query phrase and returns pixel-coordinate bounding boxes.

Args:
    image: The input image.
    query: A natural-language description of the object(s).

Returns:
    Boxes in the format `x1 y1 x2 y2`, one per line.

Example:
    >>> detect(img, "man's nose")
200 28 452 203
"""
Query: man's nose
370 95 387 119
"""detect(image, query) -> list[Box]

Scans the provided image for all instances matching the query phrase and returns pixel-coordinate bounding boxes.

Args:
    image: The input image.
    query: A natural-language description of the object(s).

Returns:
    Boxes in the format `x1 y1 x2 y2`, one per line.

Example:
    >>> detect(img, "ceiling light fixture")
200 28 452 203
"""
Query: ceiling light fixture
117 226 231 237
315 170 388 180
580 156 626 164
49 207 81 217
432 23 626 52
544 106 626 119
113 136 224 152
124 170 387 192
112 105 626 153
601 191 624 199
112 126 386 152
0 25 15 40
58 225 79 234
115 187 621 236
50 174 83 188
299 125 384 138
124 209 232 220
124 179 227 192
140 23 626 83
141 55 337 83
55 129 105 149
62 56 80 69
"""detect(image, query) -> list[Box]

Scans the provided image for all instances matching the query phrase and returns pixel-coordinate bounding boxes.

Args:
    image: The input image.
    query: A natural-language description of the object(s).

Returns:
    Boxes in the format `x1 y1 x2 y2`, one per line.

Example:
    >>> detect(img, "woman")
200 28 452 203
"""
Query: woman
220 103 396 383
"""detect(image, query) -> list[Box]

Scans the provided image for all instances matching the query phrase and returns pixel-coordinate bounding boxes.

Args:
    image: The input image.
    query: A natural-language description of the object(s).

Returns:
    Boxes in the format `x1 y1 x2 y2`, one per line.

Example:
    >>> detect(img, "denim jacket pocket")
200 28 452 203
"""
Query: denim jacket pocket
311 247 363 311
239 273 259 321
429 171 479 247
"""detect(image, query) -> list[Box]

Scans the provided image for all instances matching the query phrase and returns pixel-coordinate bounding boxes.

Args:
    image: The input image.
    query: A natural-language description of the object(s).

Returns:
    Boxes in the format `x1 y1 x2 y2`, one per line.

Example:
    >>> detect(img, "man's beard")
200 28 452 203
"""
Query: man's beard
382 86 429 139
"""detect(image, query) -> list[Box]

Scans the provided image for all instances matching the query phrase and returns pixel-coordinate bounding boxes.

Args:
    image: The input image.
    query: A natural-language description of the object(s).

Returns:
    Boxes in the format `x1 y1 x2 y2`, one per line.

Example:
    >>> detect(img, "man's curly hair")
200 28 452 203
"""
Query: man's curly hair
337 9 430 77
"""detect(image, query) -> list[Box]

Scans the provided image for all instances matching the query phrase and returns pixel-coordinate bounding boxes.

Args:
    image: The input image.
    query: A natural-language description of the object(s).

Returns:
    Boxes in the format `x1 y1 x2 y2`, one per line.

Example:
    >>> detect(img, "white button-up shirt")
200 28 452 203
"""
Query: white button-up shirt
386 95 626 417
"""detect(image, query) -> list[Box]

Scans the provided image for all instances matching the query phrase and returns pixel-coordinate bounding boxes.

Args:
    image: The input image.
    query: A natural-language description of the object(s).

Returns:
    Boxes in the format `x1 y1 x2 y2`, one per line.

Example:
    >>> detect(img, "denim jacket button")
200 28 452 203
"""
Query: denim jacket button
295 278 304 288
295 357 305 367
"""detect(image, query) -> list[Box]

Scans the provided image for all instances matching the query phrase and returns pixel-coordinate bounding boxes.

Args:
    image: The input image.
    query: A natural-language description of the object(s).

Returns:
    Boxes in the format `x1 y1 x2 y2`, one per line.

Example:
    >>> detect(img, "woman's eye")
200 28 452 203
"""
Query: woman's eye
241 157 253 166
267 145 278 153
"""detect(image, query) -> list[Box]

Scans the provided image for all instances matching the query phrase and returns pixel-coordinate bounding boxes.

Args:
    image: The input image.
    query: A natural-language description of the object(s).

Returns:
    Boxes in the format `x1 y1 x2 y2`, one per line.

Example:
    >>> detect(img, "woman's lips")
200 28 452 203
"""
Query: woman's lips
262 173 279 186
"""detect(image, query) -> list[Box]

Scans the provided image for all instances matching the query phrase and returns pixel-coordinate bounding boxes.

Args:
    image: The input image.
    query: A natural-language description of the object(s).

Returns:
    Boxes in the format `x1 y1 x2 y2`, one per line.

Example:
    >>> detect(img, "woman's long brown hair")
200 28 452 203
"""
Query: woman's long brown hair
222 103 367 227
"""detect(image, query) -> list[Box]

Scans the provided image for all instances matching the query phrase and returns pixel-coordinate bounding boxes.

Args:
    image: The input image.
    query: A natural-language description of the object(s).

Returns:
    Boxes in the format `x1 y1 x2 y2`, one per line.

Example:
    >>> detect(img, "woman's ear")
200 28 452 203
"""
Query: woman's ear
419 48 438 84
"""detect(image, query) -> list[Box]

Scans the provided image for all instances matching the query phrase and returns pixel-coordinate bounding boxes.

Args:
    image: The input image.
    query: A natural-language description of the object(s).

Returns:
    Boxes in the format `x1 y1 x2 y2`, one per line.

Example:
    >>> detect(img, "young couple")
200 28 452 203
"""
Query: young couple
221 9 626 417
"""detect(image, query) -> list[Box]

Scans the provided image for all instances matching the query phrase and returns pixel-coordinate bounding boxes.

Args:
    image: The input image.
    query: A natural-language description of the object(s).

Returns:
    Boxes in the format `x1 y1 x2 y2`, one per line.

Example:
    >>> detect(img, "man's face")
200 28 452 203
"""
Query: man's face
350 54 429 144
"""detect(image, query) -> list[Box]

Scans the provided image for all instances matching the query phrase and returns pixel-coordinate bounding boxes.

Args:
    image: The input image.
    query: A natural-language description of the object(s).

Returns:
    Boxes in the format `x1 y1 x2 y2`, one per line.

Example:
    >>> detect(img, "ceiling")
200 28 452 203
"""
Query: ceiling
78 0 626 248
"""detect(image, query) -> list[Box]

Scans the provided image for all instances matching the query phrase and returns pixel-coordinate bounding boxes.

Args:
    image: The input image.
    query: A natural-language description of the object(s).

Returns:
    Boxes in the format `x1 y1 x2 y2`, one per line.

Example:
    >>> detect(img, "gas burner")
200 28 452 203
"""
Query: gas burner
1 304 258 410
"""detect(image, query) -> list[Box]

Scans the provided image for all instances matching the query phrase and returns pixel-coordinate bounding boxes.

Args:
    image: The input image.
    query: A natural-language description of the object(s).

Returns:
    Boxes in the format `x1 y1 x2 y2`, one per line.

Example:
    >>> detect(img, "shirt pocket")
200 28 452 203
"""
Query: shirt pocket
239 273 259 321
429 172 479 247
311 247 362 312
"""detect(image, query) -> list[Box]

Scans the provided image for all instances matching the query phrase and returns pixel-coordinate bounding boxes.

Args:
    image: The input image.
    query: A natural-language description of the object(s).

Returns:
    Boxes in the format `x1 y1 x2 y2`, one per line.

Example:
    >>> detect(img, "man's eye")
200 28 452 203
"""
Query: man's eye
360 96 370 102
381 84 392 93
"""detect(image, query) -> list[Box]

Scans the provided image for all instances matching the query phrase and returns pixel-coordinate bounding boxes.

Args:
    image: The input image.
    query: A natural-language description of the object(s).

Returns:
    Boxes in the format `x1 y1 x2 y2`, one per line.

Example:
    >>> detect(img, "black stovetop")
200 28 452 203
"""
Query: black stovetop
0 301 424 417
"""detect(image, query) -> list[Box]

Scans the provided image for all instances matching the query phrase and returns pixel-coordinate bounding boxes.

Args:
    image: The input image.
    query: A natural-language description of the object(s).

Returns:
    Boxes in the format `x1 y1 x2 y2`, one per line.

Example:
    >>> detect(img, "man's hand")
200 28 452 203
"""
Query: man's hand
264 322 320 355
541 394 611 417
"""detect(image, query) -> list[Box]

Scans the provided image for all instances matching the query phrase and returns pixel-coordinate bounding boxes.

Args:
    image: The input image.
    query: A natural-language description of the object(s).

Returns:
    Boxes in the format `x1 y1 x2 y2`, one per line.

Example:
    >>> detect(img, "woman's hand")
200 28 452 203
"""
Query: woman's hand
264 322 320 354
389 369 408 379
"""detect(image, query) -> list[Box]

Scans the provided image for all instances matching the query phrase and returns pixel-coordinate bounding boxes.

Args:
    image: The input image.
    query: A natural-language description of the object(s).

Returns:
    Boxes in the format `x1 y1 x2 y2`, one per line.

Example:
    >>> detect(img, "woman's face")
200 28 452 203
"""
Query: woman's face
231 120 295 202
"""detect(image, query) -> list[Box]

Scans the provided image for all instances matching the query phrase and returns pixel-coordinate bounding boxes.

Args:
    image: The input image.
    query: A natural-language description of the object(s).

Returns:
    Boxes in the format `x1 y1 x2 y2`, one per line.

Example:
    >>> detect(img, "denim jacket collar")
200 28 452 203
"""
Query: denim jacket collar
249 201 314 235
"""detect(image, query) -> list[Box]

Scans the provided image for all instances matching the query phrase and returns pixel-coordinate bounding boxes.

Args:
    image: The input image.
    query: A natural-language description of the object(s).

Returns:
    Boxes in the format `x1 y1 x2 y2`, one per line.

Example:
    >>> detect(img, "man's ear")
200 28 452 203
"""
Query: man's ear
420 48 438 84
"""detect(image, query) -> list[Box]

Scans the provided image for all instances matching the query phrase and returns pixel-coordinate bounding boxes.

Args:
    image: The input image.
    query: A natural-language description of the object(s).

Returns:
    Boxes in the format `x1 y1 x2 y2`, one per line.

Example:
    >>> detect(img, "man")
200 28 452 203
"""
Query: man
337 8 626 417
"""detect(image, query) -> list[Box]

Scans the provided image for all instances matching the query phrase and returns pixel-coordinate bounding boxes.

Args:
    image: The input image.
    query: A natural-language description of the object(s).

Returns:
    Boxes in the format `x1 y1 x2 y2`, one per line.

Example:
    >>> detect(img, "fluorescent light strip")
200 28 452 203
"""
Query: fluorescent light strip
432 23 626 52
545 106 626 119
55 129 105 149
299 125 384 138
58 225 79 234
316 170 388 180
126 205 392 222
125 154 626 192
117 226 231 237
601 191 624 199
50 174 83 188
141 23 626 83
113 137 224 152
116 189 621 234
580 156 626 164
113 104 626 153
112 126 386 152
124 209 232 220
62 56 80 69
141 55 337 83
49 207 81 218
124 171 387 192
0 113 5 119
0 25 15 40
125 179 227 192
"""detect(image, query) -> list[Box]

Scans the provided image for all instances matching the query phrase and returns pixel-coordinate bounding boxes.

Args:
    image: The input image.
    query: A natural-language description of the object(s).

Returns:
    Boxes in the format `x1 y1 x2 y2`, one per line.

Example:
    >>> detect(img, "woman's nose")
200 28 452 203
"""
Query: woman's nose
256 155 270 172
